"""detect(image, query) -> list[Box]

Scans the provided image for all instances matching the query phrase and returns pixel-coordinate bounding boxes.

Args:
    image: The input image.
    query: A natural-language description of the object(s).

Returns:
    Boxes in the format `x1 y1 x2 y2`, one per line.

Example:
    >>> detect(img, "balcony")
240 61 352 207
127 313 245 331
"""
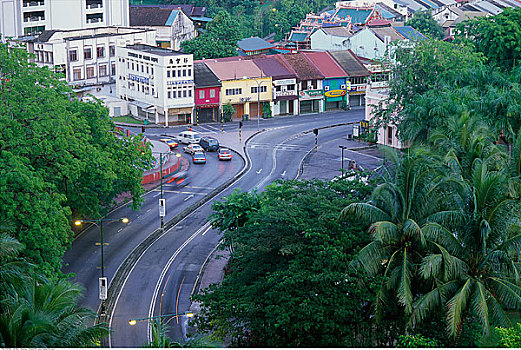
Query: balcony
86 3 103 9
24 16 45 23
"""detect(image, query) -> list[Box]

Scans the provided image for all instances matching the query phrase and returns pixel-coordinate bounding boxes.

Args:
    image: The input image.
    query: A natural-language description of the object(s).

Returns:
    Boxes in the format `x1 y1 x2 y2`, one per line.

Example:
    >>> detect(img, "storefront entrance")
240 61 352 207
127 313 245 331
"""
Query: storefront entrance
300 99 320 113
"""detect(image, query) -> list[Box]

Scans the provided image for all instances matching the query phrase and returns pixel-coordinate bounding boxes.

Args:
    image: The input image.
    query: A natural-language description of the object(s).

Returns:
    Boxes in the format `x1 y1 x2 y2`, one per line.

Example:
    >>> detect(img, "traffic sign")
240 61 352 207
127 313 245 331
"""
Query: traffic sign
159 198 166 217
99 277 107 300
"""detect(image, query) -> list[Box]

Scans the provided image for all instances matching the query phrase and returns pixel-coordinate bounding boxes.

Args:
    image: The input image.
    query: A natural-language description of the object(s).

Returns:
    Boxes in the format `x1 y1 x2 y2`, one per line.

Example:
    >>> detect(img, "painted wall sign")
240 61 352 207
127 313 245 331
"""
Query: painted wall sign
128 73 149 84
325 89 347 98
299 89 323 100
166 79 194 85
274 78 297 86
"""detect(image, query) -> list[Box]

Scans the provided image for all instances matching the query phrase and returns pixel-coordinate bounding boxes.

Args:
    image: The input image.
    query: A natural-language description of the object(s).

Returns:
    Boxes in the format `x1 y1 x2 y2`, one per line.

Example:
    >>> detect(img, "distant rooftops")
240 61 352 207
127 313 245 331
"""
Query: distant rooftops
125 44 186 56
237 37 275 52
32 27 154 43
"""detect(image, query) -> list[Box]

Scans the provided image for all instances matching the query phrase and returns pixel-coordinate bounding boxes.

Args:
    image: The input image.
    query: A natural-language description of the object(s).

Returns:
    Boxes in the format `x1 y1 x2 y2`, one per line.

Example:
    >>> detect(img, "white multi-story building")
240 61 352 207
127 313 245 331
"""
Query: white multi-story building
26 27 156 89
0 0 129 40
116 44 194 126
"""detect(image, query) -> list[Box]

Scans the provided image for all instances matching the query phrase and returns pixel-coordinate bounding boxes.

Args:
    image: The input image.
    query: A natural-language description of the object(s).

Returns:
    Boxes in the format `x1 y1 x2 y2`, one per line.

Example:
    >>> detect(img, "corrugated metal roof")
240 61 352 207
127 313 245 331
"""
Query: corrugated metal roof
252 56 296 80
165 10 179 26
275 53 324 81
202 59 264 81
130 6 174 26
472 0 503 14
194 62 221 88
394 26 426 40
289 32 308 42
334 8 373 24
237 37 274 51
302 51 348 78
371 26 406 42
329 50 370 77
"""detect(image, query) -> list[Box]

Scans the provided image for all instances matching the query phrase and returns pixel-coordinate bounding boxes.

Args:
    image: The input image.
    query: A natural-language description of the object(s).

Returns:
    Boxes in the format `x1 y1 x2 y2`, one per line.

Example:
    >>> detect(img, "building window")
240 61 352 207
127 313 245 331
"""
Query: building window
84 48 92 60
141 64 144 72
182 69 186 77
111 62 116 75
86 66 95 78
287 84 295 90
69 49 78 62
172 91 176 98
146 66 149 74
251 86 267 94
188 90 192 97
131 62 134 70
73 68 82 80
210 89 215 98
168 91 171 99
167 70 171 78
99 64 107 77
172 70 176 77
151 67 154 74
109 45 115 57
97 46 105 58
183 90 187 98
188 69 191 76
199 90 204 99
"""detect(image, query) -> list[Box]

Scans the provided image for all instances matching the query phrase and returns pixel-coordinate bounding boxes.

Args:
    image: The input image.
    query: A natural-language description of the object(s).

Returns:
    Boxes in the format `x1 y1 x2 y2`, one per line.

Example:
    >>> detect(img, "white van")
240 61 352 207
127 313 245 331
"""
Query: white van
176 131 201 144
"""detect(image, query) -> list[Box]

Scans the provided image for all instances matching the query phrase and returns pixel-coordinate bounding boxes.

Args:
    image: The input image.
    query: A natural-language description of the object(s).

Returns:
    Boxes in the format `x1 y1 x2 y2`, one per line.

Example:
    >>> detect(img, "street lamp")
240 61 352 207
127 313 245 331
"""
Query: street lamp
339 145 348 177
243 76 269 130
153 151 182 230
74 217 129 315
129 311 195 326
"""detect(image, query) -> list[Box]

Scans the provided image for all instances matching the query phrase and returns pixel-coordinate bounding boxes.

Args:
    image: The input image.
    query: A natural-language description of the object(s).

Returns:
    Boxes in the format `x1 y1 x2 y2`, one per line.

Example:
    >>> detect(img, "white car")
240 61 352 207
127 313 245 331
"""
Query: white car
183 143 204 155
176 131 201 144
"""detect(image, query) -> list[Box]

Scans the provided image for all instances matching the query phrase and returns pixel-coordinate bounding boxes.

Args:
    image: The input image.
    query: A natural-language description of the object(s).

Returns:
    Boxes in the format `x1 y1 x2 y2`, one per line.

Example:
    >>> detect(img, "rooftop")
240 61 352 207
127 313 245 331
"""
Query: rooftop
194 62 221 88
237 36 275 52
33 27 153 43
329 50 370 77
302 51 347 78
125 44 186 56
251 56 296 80
275 53 324 81
202 59 264 80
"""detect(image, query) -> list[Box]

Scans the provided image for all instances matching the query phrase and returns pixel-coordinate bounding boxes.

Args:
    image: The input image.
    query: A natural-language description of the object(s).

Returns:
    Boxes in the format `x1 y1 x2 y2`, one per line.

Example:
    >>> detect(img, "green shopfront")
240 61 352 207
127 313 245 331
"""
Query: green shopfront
299 89 323 113
323 77 348 111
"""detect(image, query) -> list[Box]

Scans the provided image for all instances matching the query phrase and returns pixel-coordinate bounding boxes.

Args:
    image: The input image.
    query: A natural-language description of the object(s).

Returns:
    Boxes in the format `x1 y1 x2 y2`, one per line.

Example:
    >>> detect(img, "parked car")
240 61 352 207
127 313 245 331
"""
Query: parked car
218 148 232 161
199 137 220 151
160 138 178 149
192 151 206 164
183 143 204 154
176 131 201 144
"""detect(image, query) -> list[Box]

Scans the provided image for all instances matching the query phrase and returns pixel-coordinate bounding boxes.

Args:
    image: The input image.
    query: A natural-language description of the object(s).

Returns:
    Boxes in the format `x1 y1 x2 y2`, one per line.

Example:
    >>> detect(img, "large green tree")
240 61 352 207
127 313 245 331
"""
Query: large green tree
195 178 379 346
405 11 445 40
0 42 152 275
455 7 521 71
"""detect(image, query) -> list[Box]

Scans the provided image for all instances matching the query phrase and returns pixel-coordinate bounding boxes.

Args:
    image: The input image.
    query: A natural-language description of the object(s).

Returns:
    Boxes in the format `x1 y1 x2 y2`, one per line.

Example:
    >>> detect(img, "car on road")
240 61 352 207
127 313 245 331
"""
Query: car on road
160 138 178 150
183 143 204 155
176 131 201 144
192 151 206 164
199 137 220 152
218 148 232 161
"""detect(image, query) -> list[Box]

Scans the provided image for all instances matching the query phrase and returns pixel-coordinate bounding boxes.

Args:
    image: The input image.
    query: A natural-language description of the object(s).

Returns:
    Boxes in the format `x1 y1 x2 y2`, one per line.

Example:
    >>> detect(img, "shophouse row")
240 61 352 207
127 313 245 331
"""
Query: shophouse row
114 43 383 126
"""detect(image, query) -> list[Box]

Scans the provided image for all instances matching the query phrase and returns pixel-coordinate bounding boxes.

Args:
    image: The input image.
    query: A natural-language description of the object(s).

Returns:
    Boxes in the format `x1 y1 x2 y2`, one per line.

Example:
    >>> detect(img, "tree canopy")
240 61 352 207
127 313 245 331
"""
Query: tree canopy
405 11 445 40
0 42 152 276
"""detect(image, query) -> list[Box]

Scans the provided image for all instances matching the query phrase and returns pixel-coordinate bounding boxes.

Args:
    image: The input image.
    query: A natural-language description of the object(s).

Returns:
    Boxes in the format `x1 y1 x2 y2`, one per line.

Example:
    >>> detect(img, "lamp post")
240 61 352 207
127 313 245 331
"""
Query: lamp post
339 145 348 177
129 311 194 326
243 76 269 130
153 151 182 230
74 217 129 315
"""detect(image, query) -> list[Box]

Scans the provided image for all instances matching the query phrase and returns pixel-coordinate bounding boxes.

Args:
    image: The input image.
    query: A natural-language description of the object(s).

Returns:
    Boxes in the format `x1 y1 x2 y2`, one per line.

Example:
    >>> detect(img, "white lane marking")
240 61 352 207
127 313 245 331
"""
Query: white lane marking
148 222 212 340
281 170 286 177
147 209 152 213
345 149 383 161
184 194 194 201
118 228 123 233
153 192 160 197
201 225 212 236
256 168 262 174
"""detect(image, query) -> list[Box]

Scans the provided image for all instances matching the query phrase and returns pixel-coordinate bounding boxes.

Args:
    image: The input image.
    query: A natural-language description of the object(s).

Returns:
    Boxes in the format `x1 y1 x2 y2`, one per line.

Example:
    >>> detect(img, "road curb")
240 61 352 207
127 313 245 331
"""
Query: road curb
101 129 264 342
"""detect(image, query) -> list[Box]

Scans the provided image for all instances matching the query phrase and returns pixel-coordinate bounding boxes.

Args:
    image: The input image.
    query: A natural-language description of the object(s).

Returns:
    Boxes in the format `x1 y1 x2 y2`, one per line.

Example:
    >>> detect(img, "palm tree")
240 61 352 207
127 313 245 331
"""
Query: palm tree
0 234 109 347
411 157 521 339
341 148 459 318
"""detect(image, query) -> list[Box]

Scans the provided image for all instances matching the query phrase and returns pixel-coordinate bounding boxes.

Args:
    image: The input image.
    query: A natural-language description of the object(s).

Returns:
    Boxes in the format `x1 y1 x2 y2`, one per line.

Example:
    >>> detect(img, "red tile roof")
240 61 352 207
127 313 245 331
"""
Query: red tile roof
302 51 348 78
201 59 264 80
274 53 324 81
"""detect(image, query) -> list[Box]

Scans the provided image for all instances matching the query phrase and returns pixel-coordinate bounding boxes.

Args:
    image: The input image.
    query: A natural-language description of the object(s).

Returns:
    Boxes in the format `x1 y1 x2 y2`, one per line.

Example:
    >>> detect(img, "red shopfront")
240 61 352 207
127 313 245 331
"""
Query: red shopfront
195 86 220 123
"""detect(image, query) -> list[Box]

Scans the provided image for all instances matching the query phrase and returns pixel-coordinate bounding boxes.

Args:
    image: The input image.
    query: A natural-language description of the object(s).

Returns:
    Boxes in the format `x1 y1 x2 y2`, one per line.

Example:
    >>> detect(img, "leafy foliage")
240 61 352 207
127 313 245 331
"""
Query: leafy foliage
405 11 445 40
0 42 152 275
396 334 440 347
197 178 378 346
496 323 521 348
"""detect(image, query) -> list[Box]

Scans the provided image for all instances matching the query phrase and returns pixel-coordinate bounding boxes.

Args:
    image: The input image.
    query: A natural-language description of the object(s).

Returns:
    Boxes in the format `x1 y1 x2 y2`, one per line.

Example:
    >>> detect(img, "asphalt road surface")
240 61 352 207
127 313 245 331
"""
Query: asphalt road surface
61 109 365 347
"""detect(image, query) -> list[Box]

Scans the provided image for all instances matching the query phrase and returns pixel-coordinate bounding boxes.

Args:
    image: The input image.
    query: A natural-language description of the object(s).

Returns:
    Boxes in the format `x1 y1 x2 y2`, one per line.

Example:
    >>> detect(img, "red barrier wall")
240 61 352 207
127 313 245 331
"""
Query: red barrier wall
141 158 181 185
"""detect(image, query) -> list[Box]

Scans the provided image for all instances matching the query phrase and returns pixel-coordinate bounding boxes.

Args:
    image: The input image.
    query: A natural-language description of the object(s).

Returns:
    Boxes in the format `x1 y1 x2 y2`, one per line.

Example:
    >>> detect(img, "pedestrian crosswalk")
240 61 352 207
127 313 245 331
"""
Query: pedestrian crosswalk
247 142 310 152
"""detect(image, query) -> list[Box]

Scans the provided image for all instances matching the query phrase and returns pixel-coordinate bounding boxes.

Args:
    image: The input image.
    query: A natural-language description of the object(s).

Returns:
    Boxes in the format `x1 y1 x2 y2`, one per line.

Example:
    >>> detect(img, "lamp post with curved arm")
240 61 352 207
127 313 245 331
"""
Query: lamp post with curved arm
243 76 270 130
74 217 129 315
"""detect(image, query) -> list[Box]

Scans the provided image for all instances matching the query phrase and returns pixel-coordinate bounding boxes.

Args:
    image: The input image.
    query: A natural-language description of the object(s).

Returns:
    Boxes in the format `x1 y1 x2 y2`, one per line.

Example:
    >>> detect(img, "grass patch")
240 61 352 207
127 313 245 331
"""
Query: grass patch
111 115 143 124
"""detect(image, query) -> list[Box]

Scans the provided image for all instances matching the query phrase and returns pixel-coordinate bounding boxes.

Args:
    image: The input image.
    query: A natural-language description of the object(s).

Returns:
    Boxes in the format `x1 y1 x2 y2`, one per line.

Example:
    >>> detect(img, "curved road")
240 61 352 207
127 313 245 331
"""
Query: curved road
109 111 364 346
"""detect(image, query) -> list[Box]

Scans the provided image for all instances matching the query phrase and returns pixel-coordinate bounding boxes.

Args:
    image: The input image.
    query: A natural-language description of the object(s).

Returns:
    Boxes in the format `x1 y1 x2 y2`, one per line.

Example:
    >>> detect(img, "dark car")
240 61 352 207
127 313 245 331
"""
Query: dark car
199 137 220 152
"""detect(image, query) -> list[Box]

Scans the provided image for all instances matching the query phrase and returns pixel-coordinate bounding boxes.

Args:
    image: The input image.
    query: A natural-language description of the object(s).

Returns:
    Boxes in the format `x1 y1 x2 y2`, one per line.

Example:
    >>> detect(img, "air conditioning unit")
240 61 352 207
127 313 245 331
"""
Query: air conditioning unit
341 84 346 89
324 86 330 91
